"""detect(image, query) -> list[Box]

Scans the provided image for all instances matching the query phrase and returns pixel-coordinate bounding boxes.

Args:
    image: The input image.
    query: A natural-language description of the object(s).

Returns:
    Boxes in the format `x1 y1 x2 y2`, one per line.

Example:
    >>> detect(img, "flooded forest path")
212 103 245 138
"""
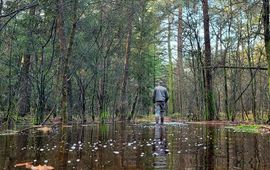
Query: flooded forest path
1 123 270 170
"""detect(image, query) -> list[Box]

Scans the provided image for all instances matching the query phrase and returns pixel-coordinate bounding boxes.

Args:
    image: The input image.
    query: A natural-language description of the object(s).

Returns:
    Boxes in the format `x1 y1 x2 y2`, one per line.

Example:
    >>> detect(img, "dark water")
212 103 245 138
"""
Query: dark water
0 123 270 170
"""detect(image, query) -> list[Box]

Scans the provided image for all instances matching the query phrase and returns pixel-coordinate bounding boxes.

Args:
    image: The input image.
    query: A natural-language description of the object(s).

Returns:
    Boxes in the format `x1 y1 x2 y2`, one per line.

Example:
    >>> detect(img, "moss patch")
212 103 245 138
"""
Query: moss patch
232 125 259 133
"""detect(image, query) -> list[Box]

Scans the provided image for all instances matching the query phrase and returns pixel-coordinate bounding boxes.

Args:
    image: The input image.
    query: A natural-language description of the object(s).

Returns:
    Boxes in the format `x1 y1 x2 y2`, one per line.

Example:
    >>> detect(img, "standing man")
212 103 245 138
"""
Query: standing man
153 81 169 124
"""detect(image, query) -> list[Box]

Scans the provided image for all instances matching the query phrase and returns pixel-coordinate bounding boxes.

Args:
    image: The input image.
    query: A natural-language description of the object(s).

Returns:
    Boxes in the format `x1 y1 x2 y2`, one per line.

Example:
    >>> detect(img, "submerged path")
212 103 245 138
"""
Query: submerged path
0 122 270 169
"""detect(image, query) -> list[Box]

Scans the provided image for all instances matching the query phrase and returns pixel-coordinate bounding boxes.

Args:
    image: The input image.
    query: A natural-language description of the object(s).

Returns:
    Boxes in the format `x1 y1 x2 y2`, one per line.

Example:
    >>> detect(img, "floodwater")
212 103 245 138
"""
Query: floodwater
0 123 270 170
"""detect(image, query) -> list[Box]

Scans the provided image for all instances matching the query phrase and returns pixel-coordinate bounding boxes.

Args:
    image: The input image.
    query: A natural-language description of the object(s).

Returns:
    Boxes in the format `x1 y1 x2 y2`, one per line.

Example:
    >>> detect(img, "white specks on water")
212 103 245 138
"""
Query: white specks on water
113 151 119 154
76 159 80 162
40 148 44 152
196 143 203 147
44 160 48 164
153 152 159 156
67 160 72 164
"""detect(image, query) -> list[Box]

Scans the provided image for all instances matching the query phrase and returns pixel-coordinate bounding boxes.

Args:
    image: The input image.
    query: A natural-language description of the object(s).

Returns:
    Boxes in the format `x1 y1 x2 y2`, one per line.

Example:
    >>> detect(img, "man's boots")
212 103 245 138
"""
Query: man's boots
155 117 159 124
160 117 164 124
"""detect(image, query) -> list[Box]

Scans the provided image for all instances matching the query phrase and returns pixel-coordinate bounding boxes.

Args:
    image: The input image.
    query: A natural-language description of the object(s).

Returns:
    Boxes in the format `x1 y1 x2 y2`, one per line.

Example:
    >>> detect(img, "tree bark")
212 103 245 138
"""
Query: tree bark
56 0 69 124
119 3 134 120
246 18 257 122
176 3 184 114
202 0 215 120
263 0 270 121
66 0 78 121
0 0 3 16
168 15 174 115
18 5 35 117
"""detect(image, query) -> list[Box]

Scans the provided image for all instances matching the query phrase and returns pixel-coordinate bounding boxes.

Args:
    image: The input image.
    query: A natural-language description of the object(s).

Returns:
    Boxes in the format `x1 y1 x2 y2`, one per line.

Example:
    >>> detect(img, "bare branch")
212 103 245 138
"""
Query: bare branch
204 65 268 71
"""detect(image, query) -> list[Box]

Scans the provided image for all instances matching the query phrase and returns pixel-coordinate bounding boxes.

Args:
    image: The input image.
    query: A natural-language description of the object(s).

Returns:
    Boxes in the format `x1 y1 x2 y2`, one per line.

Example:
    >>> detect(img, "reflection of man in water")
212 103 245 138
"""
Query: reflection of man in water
153 124 168 169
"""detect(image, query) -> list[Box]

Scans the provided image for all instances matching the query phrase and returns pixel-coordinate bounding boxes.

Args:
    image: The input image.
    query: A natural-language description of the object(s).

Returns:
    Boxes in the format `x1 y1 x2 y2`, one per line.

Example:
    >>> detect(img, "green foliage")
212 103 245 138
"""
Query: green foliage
0 0 269 125
99 123 109 138
169 113 182 120
232 125 259 133
100 112 109 123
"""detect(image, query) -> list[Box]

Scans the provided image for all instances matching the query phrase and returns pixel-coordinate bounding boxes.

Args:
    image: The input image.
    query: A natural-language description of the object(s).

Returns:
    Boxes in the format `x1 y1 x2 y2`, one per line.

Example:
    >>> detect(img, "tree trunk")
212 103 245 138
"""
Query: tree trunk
202 0 215 120
75 74 86 123
0 0 3 16
119 4 134 120
56 0 69 124
18 5 35 117
168 15 174 115
176 3 184 114
263 0 270 122
246 20 257 122
66 0 78 122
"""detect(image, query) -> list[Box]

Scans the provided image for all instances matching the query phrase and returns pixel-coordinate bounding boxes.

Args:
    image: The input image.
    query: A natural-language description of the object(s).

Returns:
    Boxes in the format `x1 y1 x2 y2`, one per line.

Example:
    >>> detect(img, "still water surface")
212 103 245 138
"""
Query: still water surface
0 123 270 170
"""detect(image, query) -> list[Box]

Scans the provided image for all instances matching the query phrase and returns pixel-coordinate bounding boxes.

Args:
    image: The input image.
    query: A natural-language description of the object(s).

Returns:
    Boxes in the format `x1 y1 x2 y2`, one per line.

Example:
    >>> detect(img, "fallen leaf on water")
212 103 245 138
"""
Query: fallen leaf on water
14 162 33 168
31 165 54 170
14 162 54 170
37 126 52 133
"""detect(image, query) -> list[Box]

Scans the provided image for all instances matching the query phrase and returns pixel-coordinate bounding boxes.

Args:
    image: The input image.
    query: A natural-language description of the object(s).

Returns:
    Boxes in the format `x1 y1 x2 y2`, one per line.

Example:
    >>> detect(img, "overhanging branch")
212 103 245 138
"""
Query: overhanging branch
204 65 268 70
0 3 38 18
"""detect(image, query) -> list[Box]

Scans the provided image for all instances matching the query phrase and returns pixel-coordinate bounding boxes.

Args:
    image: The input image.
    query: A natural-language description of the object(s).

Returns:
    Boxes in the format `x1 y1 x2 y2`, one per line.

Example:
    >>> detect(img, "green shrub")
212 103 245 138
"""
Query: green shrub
100 111 109 123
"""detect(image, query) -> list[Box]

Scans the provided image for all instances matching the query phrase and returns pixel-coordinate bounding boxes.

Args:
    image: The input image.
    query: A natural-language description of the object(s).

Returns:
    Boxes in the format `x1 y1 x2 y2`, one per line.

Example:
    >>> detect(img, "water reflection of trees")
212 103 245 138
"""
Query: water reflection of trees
0 124 270 169
56 127 71 170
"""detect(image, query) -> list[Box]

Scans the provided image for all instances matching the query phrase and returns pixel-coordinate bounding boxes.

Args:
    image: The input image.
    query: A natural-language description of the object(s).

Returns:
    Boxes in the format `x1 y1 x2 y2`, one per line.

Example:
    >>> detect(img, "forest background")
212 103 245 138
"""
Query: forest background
0 0 269 125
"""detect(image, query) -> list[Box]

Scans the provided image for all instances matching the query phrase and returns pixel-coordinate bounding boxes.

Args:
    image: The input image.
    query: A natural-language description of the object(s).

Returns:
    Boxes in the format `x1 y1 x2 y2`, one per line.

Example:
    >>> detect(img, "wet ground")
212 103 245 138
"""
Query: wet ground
0 122 270 170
